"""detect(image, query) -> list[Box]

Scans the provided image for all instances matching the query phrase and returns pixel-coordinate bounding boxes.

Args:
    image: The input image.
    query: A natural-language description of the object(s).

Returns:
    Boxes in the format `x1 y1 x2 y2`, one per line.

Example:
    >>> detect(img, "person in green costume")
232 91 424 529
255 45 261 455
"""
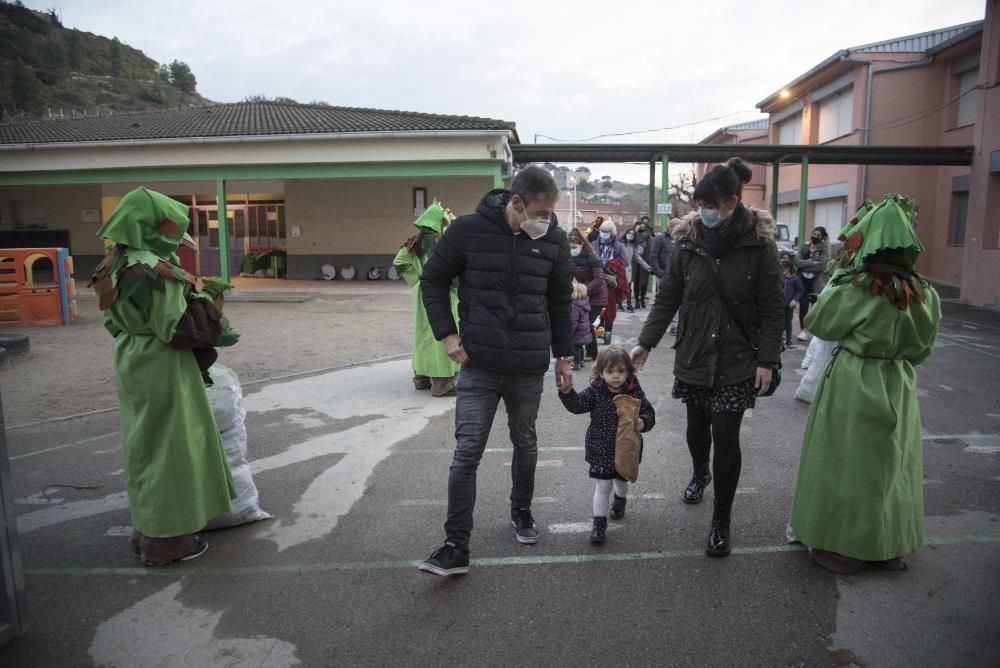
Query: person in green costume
92 187 236 566
788 194 941 574
393 201 460 397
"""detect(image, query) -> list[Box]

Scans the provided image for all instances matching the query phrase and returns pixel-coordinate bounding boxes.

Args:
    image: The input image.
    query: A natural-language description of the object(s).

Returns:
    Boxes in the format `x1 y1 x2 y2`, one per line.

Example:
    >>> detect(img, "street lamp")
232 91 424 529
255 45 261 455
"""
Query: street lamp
567 176 577 233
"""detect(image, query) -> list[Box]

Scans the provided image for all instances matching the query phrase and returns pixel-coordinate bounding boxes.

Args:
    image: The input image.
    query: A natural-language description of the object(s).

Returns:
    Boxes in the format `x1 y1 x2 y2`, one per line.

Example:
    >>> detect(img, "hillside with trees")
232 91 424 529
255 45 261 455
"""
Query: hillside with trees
0 2 211 122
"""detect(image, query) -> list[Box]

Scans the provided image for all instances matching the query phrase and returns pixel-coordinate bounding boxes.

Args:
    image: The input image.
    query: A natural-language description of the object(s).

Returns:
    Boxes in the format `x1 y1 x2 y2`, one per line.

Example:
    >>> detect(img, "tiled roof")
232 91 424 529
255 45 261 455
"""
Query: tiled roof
849 20 982 54
0 102 518 146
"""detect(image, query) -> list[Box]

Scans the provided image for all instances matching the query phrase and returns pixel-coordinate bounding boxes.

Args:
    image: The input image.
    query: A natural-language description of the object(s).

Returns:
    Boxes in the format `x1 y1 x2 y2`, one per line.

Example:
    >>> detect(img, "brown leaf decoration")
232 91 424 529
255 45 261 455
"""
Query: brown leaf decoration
159 218 181 237
870 278 882 296
154 261 175 278
844 229 864 254
94 275 118 311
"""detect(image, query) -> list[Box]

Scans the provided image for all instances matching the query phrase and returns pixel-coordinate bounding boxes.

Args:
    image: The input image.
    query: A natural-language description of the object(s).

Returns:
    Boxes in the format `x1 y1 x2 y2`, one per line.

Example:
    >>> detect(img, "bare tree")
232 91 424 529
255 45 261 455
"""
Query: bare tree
670 170 696 204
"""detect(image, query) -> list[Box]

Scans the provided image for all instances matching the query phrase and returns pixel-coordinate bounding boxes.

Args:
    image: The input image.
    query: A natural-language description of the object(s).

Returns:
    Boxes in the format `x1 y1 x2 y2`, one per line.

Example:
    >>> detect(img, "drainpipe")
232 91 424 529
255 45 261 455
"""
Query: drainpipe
861 62 873 204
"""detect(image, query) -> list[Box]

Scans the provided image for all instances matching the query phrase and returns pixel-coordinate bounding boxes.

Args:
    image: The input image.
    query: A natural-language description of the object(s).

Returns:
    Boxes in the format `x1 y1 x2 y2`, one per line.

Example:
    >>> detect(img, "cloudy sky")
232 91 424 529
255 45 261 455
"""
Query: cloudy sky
27 0 986 182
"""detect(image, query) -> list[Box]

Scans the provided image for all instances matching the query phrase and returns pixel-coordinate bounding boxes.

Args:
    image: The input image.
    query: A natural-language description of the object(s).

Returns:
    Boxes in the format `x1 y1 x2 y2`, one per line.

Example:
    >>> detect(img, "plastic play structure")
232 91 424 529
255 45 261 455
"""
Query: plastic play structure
0 247 77 326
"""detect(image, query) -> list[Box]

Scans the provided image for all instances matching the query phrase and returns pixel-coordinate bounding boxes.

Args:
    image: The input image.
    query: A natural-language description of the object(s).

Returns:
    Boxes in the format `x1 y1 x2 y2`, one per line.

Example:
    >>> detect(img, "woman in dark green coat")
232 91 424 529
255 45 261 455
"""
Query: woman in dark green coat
631 158 784 557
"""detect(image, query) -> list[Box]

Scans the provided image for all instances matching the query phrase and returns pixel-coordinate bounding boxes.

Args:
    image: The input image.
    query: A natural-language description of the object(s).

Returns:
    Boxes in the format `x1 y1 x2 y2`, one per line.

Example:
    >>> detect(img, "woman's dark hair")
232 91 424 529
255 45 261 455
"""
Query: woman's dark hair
592 345 635 382
812 226 828 240
692 157 753 207
511 165 559 203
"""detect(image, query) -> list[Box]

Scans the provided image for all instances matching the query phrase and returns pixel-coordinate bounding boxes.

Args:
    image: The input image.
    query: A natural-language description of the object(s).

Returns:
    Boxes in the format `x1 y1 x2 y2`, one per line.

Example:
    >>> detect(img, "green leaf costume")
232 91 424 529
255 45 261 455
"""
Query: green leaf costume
392 202 461 379
94 187 235 537
789 195 941 562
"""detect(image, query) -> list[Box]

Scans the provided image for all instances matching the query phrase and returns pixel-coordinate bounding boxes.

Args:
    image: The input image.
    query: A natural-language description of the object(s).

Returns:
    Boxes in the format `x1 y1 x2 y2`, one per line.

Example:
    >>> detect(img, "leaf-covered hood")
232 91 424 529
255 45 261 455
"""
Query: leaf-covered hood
96 187 190 258
413 201 455 234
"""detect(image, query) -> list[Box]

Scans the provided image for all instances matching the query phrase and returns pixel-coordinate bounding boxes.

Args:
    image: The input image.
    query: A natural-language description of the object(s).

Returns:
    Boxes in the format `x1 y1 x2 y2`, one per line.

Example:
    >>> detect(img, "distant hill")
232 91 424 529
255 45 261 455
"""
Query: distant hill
0 2 212 122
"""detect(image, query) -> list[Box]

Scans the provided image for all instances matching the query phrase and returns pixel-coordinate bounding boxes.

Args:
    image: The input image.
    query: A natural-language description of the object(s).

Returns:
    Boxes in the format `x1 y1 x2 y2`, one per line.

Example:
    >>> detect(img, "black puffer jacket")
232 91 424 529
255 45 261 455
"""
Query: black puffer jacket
638 206 783 387
421 189 573 373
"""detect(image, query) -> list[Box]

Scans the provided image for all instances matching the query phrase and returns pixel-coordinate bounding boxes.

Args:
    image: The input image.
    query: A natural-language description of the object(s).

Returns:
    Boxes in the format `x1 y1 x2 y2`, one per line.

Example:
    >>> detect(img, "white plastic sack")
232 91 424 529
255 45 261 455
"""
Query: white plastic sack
204 364 272 530
794 338 837 404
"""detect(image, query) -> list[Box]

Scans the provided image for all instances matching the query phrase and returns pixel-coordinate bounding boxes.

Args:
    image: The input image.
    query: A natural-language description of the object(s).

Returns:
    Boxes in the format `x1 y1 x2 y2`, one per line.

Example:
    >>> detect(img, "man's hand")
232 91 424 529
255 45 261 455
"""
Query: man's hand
630 346 649 371
755 366 773 396
635 417 645 432
443 334 469 364
555 358 573 394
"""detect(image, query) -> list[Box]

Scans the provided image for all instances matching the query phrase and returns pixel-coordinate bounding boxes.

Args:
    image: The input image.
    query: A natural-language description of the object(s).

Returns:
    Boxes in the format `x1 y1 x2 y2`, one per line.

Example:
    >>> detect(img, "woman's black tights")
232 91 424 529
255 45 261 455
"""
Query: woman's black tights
686 403 744 506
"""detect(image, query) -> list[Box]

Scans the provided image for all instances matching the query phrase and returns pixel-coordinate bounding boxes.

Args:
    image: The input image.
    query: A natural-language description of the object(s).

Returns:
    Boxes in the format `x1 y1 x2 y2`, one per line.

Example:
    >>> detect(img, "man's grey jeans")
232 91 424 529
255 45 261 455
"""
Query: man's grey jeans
445 365 544 550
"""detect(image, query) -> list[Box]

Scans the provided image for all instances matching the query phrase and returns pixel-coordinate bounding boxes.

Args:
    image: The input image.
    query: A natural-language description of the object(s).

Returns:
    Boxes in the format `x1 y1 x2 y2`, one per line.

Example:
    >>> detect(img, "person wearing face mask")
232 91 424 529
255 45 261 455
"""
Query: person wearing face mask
629 217 654 310
418 165 575 577
630 157 783 558
569 228 607 361
794 226 831 341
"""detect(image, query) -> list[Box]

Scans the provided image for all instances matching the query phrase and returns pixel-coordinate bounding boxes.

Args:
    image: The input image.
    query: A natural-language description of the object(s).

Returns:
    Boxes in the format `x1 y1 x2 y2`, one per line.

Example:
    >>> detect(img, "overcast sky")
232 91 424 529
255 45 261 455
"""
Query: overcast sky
27 0 986 183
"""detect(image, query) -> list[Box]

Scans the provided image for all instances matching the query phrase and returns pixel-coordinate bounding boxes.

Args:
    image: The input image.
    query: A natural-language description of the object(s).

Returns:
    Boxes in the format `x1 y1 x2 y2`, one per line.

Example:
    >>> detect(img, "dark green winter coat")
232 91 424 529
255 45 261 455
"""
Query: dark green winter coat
637 206 783 387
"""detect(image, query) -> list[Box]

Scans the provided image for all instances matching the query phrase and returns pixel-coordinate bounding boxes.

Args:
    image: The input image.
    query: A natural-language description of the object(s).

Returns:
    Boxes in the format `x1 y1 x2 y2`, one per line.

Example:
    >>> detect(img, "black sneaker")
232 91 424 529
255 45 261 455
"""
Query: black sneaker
511 507 539 545
418 543 469 576
609 494 627 520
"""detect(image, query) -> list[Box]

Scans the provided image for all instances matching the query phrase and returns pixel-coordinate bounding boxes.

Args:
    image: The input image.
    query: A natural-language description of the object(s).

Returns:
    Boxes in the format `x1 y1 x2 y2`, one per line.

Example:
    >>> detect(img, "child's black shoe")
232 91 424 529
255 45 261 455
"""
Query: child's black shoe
590 516 607 545
609 494 627 520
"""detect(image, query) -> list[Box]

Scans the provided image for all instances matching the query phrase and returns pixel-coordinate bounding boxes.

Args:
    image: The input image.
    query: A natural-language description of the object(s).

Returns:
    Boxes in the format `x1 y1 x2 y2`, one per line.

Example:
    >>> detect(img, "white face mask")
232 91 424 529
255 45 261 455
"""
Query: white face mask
516 202 550 240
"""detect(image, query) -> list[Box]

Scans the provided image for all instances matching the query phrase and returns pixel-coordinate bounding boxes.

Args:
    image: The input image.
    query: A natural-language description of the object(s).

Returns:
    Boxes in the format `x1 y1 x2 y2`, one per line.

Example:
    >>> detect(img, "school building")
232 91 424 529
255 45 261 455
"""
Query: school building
0 103 517 280
697 8 1000 306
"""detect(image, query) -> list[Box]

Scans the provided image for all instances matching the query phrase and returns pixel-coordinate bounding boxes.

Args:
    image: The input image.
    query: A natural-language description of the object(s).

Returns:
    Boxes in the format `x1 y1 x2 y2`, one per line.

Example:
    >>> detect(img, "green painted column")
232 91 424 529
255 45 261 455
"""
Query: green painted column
798 155 809 247
648 161 656 223
660 152 669 233
493 165 504 190
216 178 231 282
770 161 779 219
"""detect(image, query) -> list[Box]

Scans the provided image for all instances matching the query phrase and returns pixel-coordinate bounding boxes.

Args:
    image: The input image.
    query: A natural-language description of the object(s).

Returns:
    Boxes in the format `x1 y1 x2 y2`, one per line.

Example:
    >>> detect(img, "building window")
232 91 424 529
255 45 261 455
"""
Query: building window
949 192 969 246
956 68 979 127
11 200 47 229
817 88 854 143
814 197 847 239
778 113 802 144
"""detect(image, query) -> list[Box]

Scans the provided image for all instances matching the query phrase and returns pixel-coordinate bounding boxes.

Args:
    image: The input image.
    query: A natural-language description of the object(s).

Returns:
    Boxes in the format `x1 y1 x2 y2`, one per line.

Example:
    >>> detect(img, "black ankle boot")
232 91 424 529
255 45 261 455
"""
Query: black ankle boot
683 471 712 504
590 516 607 545
609 494 627 520
706 502 732 557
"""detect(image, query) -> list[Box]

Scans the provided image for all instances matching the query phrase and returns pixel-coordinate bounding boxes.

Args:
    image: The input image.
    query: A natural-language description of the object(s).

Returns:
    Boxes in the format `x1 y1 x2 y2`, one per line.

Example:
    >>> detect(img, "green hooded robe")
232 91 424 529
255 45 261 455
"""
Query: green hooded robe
789 196 941 561
393 202 461 379
96 187 235 537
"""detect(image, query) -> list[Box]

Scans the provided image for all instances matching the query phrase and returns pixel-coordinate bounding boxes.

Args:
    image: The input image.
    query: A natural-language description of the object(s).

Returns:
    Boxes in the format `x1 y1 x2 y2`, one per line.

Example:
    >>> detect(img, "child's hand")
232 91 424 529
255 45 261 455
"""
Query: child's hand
635 417 644 432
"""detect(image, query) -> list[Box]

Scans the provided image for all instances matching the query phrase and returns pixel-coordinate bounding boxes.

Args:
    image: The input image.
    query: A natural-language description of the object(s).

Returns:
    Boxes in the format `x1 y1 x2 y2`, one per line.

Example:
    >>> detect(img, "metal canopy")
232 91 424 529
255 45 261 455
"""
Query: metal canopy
511 143 974 166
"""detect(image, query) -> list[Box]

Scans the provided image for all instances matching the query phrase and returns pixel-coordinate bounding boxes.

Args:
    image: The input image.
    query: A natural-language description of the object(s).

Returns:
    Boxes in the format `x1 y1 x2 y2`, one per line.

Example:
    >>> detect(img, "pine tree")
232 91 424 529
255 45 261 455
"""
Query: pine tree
168 60 197 94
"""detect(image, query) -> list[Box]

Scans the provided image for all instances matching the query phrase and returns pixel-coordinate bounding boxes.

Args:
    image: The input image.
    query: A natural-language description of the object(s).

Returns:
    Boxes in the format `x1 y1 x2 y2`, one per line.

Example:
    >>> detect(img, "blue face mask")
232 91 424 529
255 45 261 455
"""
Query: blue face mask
599 232 611 241
699 208 722 229
570 247 582 257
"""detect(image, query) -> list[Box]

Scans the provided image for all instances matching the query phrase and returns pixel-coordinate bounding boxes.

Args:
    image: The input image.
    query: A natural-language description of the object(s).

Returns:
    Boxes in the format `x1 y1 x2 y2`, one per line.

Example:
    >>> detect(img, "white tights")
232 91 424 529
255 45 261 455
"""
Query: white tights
593 479 629 517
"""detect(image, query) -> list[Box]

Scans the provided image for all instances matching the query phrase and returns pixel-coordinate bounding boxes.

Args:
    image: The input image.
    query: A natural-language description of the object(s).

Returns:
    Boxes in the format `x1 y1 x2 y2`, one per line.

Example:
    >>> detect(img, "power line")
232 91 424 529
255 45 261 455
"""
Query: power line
534 111 762 143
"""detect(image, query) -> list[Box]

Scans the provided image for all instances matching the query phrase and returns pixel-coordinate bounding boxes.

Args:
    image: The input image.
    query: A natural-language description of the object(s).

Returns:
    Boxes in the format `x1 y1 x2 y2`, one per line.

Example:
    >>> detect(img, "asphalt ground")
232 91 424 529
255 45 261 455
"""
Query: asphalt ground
1 296 998 667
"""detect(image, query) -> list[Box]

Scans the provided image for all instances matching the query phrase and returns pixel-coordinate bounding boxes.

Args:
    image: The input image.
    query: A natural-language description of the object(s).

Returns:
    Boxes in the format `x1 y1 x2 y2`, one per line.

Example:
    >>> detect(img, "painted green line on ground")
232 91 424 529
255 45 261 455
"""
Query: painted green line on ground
22 534 1000 578
922 433 999 441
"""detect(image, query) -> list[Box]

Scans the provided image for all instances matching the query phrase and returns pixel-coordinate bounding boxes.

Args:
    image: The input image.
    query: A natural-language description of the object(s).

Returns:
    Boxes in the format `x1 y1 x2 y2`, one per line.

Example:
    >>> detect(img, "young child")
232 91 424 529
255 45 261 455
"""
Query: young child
570 282 592 370
558 346 655 545
781 259 806 348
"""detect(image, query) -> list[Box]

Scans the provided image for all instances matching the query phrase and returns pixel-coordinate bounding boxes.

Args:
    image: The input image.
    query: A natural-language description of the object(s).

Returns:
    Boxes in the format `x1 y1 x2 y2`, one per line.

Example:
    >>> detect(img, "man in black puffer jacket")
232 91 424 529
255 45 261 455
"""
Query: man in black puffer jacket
418 166 574 577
